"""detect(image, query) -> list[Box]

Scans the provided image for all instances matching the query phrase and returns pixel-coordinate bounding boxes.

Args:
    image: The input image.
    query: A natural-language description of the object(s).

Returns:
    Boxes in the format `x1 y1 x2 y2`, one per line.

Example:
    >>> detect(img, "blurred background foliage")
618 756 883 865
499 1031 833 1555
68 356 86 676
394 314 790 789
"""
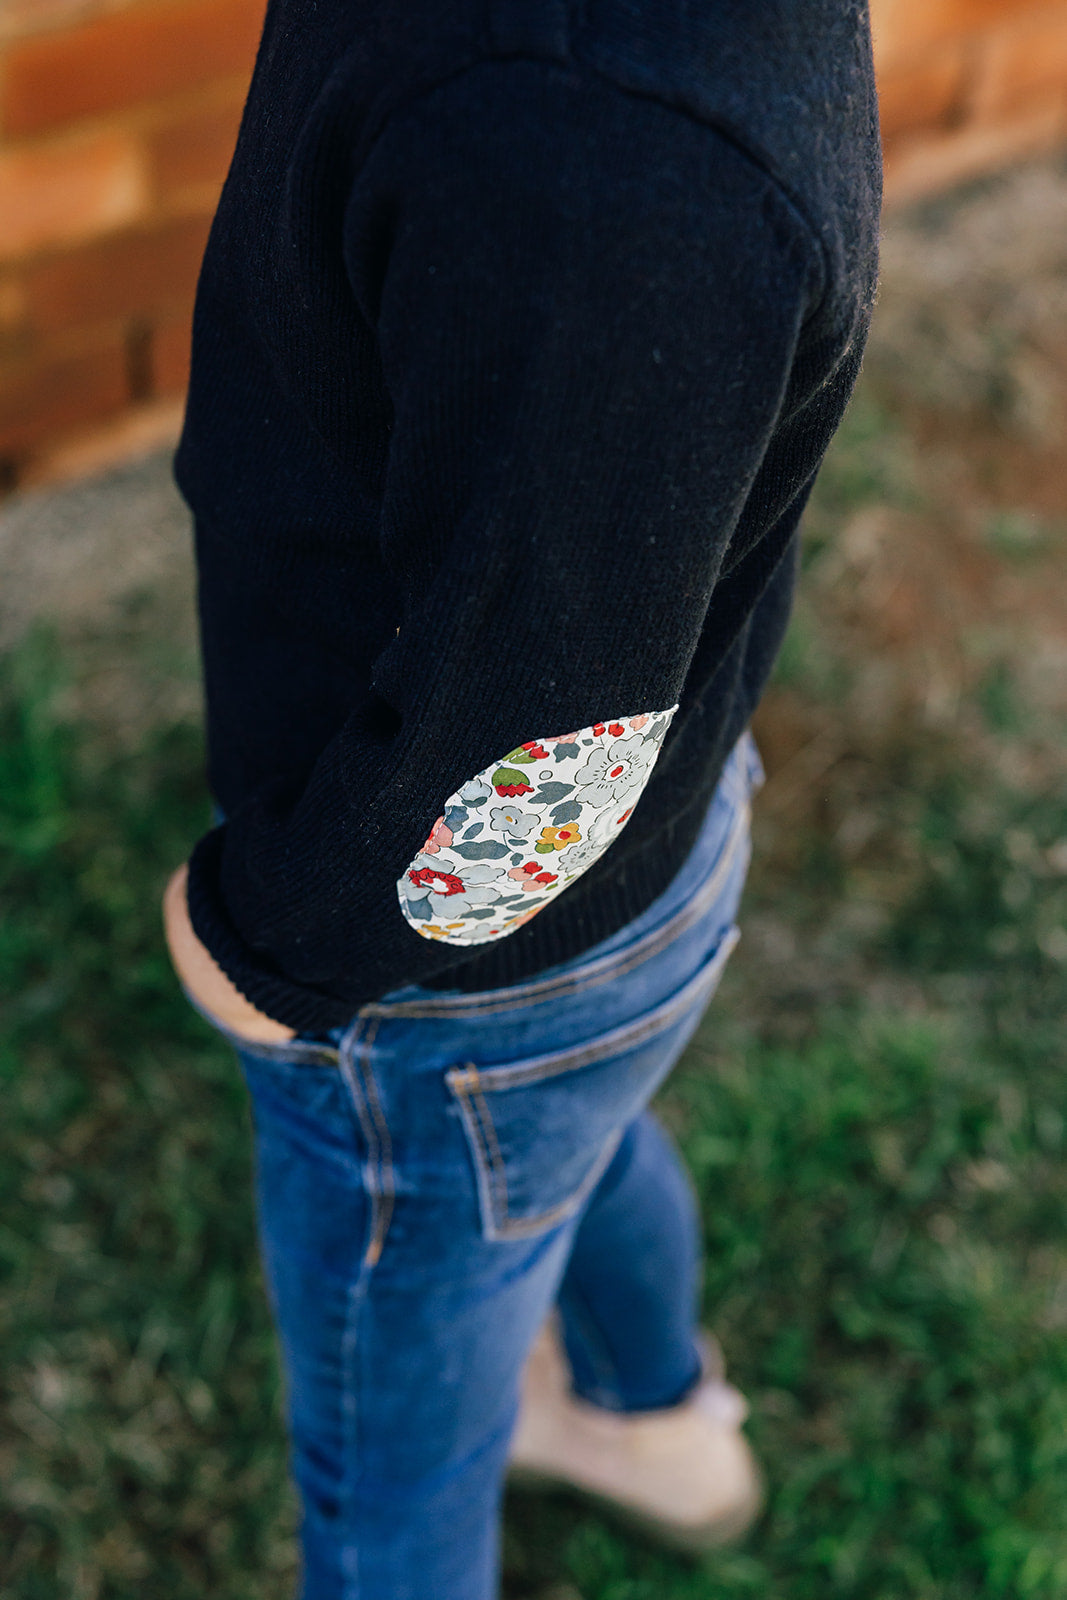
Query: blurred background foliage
1 156 1066 1598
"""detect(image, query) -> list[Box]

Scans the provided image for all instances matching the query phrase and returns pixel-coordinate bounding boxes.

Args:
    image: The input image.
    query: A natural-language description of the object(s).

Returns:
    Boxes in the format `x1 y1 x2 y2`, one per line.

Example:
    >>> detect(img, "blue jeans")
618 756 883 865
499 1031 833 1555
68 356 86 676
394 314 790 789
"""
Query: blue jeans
228 732 762 1599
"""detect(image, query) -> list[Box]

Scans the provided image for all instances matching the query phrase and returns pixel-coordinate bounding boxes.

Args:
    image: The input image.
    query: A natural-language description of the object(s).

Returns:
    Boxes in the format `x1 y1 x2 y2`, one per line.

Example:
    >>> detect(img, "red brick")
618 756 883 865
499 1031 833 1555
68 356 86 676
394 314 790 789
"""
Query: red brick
969 6 1067 118
883 99 1067 205
25 213 211 335
148 93 244 208
0 276 29 365
0 333 129 457
21 396 185 489
871 0 1046 71
4 0 265 137
0 129 147 262
149 309 192 395
0 0 109 49
877 42 968 141
0 276 27 333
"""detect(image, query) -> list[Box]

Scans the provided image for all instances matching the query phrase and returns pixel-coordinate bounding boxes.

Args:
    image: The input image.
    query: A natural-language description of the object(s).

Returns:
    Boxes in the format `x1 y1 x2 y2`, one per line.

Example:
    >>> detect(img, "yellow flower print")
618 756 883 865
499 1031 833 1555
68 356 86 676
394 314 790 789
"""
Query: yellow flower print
534 822 583 855
504 904 549 931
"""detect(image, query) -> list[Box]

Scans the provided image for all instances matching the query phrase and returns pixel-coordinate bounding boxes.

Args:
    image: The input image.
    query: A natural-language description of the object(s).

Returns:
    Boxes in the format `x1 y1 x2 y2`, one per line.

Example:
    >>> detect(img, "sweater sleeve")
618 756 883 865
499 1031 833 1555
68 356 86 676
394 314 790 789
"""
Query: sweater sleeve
184 57 824 1033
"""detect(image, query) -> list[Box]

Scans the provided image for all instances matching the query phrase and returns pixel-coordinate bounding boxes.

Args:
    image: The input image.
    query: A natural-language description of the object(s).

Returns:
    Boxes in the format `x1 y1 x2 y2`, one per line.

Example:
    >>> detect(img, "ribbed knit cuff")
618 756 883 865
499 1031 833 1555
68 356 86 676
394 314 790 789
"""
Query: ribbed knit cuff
182 784 714 1036
185 828 359 1035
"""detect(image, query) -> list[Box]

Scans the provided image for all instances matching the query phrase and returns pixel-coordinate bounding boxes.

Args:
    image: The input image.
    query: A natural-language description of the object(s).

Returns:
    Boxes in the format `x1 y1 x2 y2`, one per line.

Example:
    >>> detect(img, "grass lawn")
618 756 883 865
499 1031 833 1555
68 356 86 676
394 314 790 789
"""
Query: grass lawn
2 159 1067 1597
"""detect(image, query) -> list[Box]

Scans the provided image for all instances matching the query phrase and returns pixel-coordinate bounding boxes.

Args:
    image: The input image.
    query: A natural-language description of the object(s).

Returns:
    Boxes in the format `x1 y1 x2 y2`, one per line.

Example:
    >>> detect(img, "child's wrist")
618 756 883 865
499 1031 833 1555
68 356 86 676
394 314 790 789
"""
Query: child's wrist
162 864 295 1044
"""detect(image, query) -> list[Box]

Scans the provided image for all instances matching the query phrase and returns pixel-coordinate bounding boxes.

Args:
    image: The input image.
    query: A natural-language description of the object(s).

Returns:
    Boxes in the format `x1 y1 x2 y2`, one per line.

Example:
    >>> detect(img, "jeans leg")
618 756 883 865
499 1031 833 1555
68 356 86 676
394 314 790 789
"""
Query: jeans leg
556 1110 704 1412
239 1045 578 1600
337 1221 572 1600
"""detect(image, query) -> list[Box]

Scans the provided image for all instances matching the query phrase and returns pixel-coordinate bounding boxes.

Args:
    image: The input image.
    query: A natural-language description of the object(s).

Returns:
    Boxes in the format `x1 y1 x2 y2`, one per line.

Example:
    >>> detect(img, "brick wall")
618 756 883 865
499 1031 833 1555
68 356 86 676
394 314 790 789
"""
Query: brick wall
876 0 1067 202
0 0 262 488
0 0 1064 490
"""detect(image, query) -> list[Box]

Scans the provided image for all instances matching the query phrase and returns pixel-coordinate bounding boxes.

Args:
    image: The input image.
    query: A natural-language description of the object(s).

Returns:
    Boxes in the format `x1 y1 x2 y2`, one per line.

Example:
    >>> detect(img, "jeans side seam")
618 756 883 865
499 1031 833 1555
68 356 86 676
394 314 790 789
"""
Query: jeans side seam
358 1018 395 1268
339 1018 393 1271
334 1014 388 1597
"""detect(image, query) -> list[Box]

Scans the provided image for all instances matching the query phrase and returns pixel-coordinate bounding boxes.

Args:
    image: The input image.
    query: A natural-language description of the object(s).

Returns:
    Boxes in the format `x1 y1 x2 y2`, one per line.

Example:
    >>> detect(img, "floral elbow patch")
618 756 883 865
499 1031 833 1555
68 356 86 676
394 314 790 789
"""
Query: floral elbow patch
397 708 678 946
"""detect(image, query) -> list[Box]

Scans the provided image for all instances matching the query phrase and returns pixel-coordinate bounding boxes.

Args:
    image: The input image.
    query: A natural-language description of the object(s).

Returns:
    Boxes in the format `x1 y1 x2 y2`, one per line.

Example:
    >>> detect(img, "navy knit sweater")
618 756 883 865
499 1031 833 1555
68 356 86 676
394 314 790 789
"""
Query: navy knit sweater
174 0 881 1035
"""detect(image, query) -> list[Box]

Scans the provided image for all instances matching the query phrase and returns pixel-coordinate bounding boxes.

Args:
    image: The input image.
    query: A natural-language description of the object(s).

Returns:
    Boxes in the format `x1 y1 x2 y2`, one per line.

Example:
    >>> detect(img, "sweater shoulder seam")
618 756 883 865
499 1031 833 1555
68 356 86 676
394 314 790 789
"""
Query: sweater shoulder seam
356 48 830 318
572 56 831 321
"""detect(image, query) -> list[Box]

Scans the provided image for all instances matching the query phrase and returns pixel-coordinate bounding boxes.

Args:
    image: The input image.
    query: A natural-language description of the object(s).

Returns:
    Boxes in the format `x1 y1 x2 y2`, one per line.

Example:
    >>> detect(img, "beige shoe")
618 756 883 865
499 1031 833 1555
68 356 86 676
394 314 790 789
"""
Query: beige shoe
508 1318 763 1554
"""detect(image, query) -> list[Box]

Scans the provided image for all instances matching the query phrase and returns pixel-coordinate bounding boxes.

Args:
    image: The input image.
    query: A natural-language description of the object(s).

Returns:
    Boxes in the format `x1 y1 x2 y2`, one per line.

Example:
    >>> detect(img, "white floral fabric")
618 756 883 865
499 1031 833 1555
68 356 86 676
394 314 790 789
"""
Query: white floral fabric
397 708 678 945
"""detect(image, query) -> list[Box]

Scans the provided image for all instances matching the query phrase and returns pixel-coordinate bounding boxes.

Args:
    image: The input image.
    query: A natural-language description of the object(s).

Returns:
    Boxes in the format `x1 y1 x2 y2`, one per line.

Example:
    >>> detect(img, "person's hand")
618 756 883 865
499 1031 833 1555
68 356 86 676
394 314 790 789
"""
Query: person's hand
163 864 296 1044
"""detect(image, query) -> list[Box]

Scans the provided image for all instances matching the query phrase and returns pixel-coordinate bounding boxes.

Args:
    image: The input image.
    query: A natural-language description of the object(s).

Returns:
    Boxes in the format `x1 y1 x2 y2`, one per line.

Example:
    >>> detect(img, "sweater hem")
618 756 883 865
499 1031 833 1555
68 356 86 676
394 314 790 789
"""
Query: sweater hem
184 785 719 1037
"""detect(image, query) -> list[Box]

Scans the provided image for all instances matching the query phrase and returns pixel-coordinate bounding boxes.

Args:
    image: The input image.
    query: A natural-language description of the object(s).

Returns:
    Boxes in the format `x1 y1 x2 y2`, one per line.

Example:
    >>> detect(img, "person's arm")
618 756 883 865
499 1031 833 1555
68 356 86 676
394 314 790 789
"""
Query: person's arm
171 59 824 1037
164 865 295 1042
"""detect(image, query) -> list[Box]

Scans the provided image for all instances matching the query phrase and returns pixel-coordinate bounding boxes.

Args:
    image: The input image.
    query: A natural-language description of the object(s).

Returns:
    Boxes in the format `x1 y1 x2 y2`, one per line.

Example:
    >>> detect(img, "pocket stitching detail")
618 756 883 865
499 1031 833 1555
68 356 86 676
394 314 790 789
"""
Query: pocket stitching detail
472 1075 510 1226
446 927 738 1240
450 1068 626 1241
450 927 738 1098
491 1127 624 1241
450 1069 511 1237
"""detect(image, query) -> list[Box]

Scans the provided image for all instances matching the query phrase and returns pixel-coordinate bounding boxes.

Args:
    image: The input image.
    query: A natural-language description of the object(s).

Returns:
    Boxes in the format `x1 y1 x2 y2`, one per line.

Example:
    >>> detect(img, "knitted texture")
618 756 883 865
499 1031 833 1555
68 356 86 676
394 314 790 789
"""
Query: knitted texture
176 0 882 1033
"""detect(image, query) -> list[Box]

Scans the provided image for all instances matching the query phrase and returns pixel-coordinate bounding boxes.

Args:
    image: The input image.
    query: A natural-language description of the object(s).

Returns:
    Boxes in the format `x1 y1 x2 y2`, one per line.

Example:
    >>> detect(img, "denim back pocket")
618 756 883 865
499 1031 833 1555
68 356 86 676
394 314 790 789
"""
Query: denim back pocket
445 926 738 1242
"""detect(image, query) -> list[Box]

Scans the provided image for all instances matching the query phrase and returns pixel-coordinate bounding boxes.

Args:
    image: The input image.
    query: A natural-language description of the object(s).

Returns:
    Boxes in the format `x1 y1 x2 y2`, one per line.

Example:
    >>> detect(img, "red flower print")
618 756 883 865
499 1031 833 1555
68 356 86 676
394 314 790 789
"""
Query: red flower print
507 861 559 891
491 763 536 796
422 815 453 855
408 867 465 897
399 704 679 947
